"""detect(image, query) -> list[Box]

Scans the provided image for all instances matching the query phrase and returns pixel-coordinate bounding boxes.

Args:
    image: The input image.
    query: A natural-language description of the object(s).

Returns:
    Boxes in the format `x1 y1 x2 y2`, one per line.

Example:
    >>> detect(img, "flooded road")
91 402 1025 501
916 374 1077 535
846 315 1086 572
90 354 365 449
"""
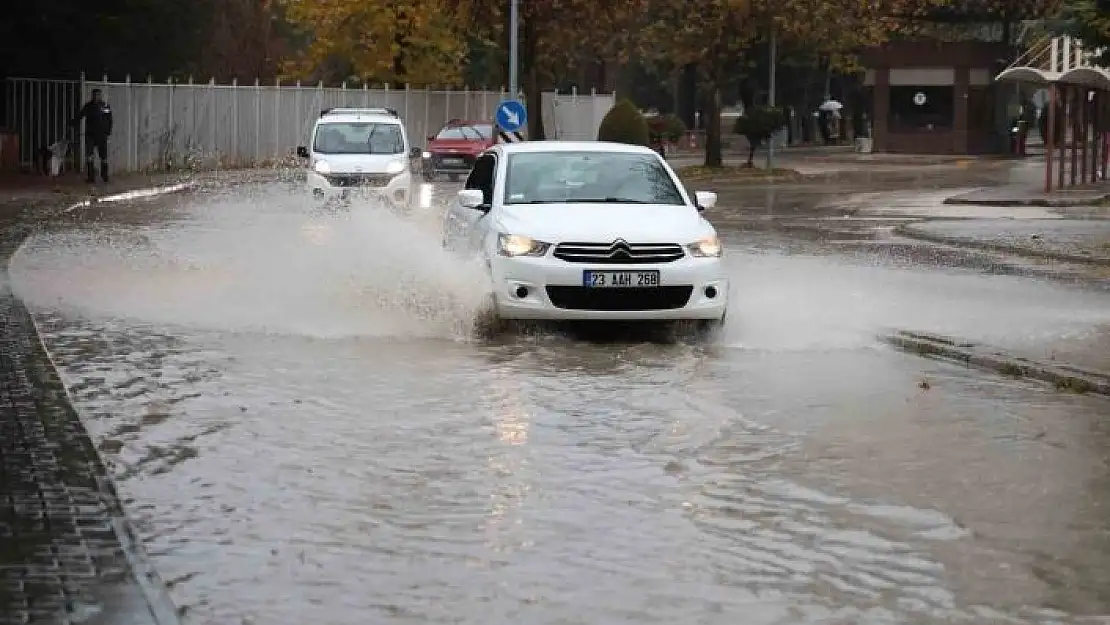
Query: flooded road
9 179 1110 624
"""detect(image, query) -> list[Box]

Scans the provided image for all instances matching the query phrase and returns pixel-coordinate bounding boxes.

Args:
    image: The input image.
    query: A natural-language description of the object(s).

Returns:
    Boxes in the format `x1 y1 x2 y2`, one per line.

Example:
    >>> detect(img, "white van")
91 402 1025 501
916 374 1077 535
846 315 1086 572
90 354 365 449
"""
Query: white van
296 107 421 210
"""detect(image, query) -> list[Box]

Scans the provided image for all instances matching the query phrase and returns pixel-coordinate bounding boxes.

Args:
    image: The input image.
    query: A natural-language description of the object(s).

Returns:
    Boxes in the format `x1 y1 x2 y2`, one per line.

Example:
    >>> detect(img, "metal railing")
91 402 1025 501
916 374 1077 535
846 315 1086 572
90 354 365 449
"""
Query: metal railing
4 76 615 174
2 78 84 171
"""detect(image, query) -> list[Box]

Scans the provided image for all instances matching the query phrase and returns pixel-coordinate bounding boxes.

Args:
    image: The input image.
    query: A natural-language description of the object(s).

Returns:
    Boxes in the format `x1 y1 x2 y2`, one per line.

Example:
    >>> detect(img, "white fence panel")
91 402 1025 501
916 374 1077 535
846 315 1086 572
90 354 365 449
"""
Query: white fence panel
7 78 615 174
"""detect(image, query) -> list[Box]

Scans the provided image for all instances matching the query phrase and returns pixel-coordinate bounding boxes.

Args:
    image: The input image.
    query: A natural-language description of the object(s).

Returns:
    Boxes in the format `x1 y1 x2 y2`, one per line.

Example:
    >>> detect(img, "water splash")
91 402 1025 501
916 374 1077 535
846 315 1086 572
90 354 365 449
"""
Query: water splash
10 186 491 340
719 250 1110 352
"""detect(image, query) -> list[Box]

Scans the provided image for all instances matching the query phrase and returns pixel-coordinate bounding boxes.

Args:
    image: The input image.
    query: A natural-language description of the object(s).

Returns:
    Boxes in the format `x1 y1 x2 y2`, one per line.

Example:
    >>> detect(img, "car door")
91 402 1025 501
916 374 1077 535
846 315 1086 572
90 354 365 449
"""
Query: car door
445 152 497 252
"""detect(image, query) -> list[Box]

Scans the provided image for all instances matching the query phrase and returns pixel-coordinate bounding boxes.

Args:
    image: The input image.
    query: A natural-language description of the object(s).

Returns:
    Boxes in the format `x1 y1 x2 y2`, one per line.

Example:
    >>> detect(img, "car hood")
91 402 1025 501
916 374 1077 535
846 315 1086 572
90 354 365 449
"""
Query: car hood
495 203 715 244
313 153 407 174
427 139 487 153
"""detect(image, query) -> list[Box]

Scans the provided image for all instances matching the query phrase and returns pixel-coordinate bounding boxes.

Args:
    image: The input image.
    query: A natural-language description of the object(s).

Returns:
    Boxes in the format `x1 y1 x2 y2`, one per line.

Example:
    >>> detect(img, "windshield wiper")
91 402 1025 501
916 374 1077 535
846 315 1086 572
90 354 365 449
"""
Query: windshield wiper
563 197 654 204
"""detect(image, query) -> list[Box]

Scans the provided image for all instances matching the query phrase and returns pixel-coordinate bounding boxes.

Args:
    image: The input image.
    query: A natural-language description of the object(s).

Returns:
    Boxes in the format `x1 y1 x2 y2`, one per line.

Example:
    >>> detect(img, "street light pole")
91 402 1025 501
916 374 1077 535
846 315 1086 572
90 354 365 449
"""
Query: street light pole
509 0 519 98
766 26 777 171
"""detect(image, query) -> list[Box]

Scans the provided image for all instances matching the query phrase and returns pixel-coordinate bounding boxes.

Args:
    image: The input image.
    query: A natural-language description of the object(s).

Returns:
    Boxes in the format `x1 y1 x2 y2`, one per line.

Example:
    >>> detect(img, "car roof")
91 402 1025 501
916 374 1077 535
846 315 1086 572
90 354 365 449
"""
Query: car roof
495 141 659 156
316 113 404 125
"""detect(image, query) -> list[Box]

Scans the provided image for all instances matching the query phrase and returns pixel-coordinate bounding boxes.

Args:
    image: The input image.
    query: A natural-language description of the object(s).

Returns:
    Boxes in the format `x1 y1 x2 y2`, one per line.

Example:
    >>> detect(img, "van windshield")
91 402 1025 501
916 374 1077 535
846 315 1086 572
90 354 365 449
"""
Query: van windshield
313 122 405 155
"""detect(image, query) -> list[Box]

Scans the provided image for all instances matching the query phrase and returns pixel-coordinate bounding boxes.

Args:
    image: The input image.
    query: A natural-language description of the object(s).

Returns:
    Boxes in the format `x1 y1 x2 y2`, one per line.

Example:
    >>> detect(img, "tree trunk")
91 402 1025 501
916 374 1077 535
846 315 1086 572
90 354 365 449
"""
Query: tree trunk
678 63 698 129
704 81 723 167
522 20 546 139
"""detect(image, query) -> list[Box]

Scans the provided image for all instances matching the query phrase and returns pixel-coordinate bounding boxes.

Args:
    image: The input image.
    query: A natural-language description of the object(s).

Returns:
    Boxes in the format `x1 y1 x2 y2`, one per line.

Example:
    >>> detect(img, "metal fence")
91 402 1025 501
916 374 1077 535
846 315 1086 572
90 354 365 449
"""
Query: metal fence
3 77 616 174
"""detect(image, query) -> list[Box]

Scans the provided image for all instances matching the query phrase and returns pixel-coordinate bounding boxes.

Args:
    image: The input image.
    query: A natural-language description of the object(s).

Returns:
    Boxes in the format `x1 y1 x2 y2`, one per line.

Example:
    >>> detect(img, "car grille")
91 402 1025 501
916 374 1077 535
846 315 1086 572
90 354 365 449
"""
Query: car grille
323 173 394 187
553 241 686 264
545 286 693 311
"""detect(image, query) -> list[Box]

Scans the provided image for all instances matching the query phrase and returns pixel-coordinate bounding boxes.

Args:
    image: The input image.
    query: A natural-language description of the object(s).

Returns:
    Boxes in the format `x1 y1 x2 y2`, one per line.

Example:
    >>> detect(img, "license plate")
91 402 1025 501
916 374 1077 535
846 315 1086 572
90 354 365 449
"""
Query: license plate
583 270 660 288
441 158 464 166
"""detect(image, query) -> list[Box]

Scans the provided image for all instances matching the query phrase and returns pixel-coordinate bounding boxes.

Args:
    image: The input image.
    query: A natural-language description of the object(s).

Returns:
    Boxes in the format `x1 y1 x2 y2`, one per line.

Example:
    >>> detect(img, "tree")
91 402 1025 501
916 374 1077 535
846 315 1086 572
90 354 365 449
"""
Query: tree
468 0 649 139
645 0 947 168
278 0 469 85
1059 0 1110 65
734 106 787 166
598 99 651 145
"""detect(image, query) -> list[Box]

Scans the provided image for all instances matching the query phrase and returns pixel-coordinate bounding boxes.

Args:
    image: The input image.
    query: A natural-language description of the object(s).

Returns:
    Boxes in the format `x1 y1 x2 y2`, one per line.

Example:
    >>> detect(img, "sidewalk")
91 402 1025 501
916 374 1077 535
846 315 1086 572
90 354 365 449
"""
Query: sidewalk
0 180 183 625
896 219 1110 267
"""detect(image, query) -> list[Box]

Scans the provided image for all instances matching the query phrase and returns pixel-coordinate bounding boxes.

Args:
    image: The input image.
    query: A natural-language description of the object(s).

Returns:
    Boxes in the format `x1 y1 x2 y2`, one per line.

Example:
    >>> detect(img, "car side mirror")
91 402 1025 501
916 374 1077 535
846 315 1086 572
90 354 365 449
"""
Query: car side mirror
409 146 422 159
427 136 435 143
296 146 309 159
694 191 717 212
457 189 487 211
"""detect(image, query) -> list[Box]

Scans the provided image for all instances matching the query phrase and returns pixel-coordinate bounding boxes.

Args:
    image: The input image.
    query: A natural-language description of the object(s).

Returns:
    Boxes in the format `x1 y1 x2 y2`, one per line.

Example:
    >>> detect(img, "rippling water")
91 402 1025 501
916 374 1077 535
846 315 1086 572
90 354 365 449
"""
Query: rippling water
10 184 1110 624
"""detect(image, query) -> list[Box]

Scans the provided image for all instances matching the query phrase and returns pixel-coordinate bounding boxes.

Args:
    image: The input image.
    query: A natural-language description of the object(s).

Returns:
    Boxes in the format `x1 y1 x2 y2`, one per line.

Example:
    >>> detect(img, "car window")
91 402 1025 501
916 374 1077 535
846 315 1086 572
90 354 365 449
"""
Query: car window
313 122 405 155
503 151 685 206
465 153 496 205
436 125 492 140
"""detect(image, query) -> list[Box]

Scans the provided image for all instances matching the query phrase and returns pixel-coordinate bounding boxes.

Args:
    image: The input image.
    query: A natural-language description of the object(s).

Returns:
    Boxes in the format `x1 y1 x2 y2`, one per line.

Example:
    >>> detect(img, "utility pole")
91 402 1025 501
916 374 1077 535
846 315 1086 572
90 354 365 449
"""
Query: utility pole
766 27 777 170
509 0 519 98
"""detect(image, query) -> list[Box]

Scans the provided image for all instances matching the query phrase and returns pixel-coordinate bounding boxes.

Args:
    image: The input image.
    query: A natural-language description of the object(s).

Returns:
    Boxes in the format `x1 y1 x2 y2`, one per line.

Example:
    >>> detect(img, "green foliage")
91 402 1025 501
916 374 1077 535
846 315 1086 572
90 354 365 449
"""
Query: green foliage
647 114 687 142
598 99 651 146
1059 0 1110 66
733 106 787 165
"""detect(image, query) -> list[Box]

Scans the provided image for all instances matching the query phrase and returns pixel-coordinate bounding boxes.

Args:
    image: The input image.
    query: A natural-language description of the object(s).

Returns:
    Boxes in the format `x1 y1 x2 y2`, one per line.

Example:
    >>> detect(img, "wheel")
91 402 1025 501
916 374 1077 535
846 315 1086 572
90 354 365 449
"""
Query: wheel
422 170 435 182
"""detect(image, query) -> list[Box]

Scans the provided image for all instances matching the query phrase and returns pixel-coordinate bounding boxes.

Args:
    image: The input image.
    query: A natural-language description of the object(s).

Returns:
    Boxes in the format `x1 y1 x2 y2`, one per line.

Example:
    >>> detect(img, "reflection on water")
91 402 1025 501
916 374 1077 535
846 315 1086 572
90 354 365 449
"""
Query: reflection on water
9 182 1110 624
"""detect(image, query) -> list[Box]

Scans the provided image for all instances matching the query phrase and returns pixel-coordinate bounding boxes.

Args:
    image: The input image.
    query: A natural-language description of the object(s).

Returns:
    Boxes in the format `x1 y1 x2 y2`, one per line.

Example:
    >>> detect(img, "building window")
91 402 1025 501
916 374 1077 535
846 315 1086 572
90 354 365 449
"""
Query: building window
888 86 954 131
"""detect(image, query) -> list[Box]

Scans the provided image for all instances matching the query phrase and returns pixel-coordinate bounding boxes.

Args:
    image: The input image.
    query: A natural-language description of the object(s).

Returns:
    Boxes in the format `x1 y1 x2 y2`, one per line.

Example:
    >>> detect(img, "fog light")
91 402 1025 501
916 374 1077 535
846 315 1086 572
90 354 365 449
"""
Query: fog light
393 189 406 203
514 285 529 298
704 285 718 299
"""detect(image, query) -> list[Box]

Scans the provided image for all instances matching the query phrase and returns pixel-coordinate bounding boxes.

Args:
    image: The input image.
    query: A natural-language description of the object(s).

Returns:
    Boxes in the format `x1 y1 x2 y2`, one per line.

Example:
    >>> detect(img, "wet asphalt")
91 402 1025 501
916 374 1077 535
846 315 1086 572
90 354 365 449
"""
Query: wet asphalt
7 169 1110 624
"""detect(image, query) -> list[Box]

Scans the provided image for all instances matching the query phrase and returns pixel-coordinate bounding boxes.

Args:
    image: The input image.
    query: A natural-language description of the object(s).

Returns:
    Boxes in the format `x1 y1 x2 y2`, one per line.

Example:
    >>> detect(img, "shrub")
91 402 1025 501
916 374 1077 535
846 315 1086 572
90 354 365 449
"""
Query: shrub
733 106 787 166
647 114 687 143
598 99 650 147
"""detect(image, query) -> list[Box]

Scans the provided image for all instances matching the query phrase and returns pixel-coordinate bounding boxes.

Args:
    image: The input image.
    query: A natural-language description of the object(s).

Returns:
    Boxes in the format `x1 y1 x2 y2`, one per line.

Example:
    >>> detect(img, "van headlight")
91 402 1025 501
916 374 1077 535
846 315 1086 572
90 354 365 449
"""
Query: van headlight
687 236 722 258
497 234 550 257
313 159 331 174
385 159 406 174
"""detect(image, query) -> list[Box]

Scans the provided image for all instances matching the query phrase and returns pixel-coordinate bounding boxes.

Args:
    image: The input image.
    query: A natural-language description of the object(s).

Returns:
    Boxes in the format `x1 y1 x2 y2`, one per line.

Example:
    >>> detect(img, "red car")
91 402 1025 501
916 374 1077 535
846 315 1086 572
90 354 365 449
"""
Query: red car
421 120 495 181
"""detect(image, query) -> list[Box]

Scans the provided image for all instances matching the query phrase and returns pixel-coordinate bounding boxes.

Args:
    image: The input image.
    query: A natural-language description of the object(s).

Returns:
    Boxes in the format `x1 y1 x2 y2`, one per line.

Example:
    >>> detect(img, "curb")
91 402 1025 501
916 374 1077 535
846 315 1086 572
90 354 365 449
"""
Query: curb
881 329 1110 397
892 223 1110 268
942 191 1110 208
63 181 198 213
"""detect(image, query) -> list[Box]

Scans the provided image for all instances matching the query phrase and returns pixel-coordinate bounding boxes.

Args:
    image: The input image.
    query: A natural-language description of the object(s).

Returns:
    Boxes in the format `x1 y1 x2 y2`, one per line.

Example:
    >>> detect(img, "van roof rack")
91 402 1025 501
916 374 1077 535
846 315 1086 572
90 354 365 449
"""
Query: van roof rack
320 107 399 118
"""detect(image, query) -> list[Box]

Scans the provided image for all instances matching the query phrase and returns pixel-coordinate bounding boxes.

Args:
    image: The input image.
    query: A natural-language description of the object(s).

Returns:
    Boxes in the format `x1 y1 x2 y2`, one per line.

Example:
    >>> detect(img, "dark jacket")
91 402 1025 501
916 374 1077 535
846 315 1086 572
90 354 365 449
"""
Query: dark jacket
71 100 113 138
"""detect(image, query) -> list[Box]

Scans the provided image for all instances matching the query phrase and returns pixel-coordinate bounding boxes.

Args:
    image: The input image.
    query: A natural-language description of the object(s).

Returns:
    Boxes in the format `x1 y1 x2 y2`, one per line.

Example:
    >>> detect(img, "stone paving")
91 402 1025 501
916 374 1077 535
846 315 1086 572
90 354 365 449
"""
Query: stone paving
0 190 179 625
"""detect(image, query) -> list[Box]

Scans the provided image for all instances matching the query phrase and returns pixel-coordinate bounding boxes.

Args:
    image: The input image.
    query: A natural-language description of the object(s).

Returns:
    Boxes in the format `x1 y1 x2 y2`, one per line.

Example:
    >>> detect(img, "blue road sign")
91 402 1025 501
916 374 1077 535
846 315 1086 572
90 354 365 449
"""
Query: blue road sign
495 99 527 132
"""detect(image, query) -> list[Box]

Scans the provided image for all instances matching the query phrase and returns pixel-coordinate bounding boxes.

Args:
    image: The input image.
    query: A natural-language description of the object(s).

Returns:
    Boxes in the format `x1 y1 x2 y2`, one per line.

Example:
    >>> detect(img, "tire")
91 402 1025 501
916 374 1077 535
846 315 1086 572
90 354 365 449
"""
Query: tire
423 170 435 182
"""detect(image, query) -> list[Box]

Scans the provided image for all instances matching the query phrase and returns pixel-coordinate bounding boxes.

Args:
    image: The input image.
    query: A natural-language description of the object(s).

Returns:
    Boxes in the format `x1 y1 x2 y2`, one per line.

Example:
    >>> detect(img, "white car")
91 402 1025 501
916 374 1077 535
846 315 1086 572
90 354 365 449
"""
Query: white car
442 141 728 329
296 107 422 210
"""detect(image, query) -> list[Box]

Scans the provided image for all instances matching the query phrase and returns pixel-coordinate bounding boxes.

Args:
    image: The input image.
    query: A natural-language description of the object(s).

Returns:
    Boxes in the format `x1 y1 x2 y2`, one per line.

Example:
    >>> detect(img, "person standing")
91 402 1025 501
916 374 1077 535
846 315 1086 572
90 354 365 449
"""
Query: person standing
69 88 113 183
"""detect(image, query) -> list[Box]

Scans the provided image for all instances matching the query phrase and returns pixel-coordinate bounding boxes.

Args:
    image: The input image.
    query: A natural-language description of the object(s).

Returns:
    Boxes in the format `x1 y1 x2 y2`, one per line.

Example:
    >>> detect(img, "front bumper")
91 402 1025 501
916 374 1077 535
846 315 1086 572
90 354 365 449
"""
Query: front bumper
489 254 729 321
306 170 414 209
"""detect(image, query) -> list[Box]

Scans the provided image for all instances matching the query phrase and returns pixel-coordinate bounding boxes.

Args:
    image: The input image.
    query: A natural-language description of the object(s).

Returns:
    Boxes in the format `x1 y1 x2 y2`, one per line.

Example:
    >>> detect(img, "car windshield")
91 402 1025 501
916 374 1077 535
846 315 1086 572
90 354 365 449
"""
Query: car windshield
313 122 405 155
503 151 685 206
436 124 492 140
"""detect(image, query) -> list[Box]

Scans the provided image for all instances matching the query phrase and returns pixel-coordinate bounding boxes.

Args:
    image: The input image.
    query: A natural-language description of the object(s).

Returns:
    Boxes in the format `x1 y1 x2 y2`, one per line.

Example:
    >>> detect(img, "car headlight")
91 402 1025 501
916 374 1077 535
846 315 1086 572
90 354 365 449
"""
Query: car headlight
422 151 432 159
497 234 550 257
686 236 722 258
313 159 331 174
385 159 406 174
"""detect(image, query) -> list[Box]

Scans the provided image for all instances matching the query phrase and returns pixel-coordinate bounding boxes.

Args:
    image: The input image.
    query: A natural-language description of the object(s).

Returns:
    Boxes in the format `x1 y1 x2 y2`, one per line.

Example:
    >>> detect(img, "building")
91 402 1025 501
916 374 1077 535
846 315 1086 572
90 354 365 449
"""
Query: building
862 40 1013 154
